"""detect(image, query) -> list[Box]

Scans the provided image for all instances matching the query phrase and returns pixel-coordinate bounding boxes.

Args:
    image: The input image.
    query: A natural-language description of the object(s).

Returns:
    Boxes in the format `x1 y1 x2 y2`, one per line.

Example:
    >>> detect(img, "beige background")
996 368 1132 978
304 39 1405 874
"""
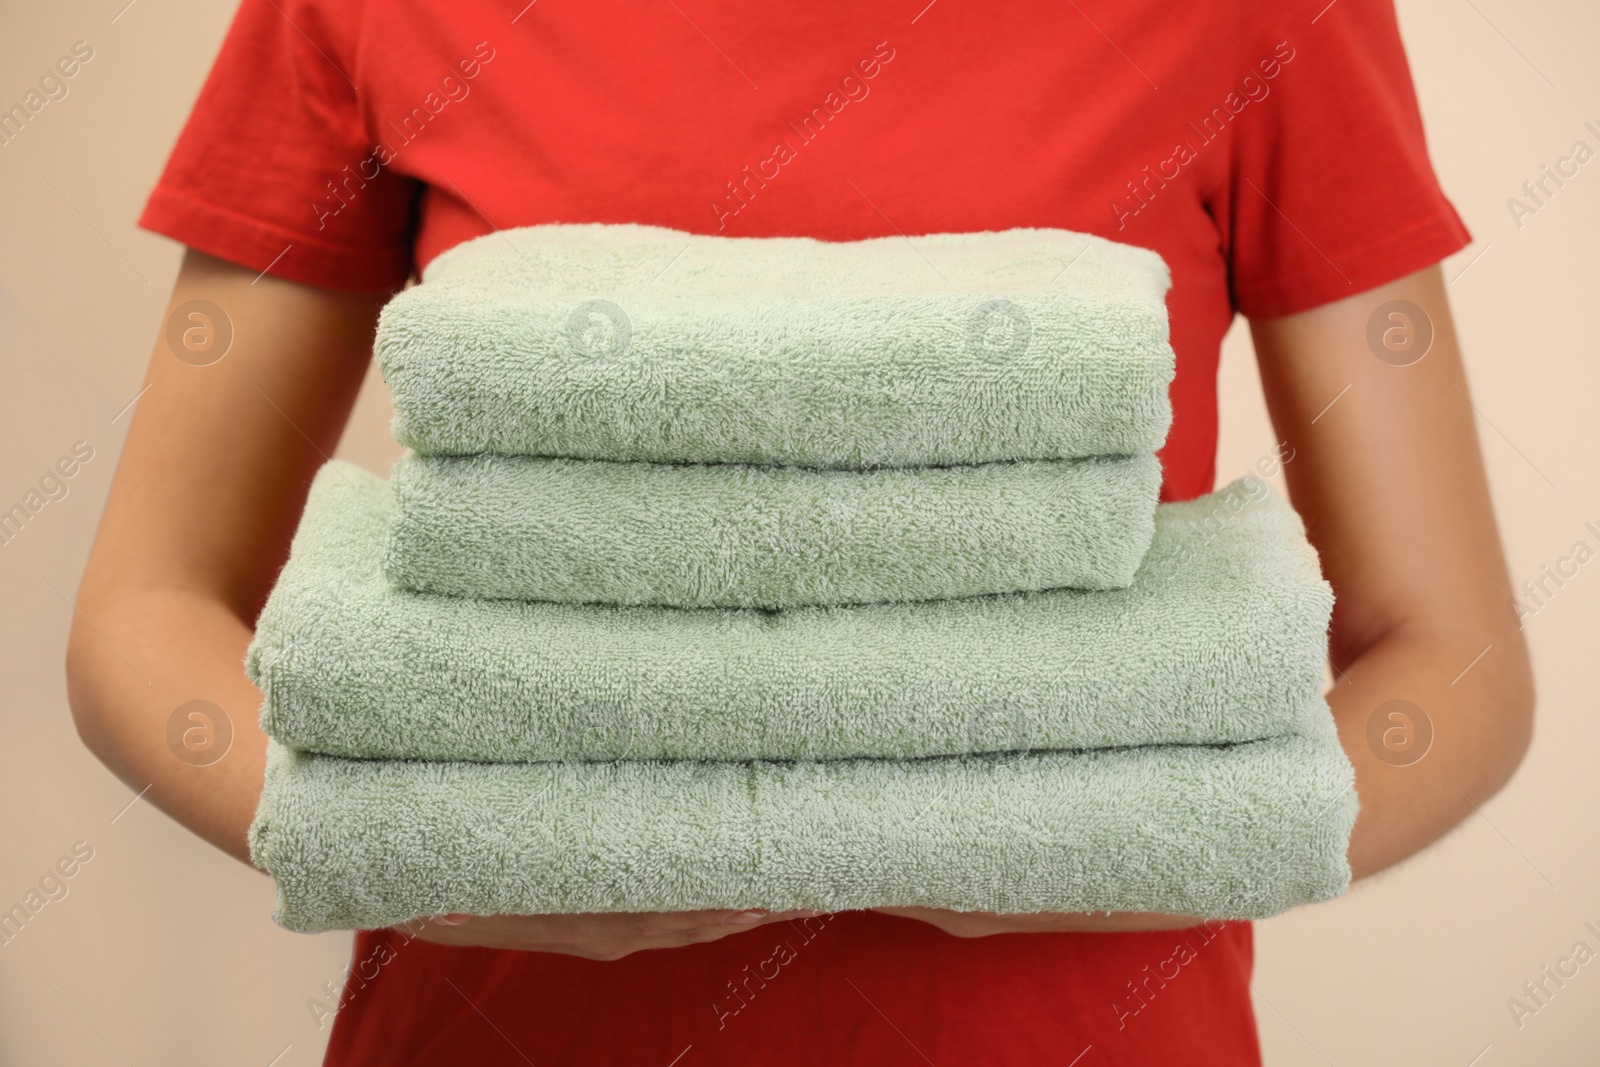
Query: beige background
1 1 1596 1063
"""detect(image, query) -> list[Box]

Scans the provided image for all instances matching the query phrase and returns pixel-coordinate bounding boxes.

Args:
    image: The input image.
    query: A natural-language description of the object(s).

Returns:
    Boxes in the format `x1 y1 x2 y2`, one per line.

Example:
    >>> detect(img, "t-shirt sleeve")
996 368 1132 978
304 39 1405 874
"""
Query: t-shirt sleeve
138 0 418 291
1223 0 1471 318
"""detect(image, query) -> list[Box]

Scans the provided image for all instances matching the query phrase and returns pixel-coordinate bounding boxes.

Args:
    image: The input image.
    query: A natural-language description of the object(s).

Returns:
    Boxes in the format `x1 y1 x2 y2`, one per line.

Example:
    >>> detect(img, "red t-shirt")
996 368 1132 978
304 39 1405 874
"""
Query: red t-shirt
143 1 1467 1062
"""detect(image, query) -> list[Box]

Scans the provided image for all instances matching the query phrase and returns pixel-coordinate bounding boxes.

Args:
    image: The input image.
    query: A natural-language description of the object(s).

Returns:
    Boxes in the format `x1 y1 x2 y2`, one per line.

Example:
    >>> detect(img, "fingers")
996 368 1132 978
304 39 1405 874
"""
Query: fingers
623 910 734 938
603 909 801 952
723 909 775 926
871 906 978 937
611 910 817 955
397 908 823 959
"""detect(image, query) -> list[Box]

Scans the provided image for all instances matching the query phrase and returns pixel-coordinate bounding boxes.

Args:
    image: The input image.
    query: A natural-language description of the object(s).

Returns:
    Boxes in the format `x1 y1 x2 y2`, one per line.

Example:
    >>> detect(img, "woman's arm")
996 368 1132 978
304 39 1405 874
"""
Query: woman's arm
1250 262 1533 878
68 250 383 859
881 263 1534 937
67 250 803 959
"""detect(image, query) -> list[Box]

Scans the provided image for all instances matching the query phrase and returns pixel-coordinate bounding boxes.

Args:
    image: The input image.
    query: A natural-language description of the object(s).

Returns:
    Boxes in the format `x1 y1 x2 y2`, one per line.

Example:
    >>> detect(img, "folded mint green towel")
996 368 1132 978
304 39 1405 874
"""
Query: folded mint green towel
385 453 1162 607
249 705 1356 932
377 224 1175 467
250 463 1330 761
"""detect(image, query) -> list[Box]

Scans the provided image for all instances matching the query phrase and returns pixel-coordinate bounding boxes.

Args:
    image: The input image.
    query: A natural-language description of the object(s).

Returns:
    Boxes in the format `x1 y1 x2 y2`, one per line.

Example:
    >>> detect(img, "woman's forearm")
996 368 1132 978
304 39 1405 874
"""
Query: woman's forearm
66 585 268 865
1330 620 1532 881
66 252 384 867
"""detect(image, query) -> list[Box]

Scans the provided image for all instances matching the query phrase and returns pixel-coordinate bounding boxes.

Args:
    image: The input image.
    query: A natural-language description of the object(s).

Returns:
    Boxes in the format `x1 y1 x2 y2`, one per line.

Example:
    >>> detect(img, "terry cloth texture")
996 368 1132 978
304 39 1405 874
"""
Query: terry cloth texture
250 463 1332 762
384 452 1163 607
376 224 1176 467
249 704 1357 933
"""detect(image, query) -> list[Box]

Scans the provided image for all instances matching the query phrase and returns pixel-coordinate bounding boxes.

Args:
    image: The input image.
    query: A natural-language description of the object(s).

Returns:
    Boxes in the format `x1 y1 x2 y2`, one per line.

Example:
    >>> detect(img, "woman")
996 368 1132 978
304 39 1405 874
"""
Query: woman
67 0 1532 1061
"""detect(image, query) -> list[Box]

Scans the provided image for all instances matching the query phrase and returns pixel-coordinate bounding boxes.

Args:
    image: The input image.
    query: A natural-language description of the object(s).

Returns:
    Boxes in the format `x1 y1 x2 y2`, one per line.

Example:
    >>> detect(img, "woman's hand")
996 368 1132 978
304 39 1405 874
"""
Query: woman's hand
403 909 816 960
872 907 1207 938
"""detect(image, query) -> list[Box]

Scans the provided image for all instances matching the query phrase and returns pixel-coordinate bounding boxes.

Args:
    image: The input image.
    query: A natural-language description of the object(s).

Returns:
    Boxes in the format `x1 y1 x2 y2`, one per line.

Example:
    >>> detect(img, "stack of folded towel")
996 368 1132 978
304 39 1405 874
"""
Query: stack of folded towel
247 224 1357 933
